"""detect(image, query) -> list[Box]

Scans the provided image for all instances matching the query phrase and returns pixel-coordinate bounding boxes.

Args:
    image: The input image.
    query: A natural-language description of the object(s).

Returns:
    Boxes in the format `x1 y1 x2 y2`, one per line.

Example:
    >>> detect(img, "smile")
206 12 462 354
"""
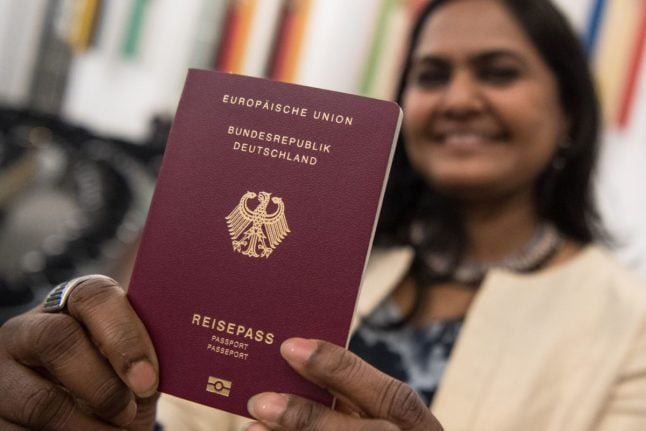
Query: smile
432 130 507 149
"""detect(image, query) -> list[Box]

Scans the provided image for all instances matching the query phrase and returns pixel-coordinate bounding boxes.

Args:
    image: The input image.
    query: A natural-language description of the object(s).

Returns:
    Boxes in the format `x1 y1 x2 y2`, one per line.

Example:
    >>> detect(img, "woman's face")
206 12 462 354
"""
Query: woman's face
402 0 568 201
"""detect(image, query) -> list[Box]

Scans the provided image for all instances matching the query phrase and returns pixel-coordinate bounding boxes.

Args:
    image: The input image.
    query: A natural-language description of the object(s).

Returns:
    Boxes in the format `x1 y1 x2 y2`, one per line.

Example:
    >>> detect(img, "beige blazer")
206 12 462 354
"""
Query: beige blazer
157 246 646 430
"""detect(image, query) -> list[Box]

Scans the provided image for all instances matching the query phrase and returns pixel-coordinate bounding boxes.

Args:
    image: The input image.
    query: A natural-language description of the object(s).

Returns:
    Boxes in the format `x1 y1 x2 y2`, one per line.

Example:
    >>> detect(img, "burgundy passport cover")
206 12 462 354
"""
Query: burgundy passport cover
127 69 402 418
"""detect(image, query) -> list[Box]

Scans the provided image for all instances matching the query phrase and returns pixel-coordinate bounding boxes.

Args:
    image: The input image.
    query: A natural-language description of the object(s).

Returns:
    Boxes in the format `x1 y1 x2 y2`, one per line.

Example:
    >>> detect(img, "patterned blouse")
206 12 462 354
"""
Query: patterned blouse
349 298 463 406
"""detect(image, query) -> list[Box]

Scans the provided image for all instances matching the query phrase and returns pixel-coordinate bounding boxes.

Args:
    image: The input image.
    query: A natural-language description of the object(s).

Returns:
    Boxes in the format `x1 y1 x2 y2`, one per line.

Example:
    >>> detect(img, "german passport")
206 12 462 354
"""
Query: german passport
127 69 402 418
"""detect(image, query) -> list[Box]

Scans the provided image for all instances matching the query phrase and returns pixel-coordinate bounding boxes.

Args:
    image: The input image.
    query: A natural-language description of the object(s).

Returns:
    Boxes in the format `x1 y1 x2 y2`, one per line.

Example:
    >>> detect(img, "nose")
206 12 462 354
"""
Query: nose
438 71 484 119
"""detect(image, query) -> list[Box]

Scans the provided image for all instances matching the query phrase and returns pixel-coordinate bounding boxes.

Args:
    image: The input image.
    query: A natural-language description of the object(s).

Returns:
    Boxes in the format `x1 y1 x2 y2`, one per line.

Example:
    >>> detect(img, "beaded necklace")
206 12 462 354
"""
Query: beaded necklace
419 223 563 286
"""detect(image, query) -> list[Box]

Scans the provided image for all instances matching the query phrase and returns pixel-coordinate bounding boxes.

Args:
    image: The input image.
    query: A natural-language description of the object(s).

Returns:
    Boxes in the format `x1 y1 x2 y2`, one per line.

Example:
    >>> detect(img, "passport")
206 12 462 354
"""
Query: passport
127 69 402 418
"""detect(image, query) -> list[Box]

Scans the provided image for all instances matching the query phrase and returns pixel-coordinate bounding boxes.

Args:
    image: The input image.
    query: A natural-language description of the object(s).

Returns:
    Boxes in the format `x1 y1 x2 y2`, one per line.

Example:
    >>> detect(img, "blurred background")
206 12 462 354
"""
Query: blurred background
0 0 645 322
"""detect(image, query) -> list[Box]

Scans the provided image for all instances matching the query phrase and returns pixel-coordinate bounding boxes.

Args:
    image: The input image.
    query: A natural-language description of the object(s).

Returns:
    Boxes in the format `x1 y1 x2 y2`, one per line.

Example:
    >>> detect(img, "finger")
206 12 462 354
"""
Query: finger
280 338 442 430
334 399 364 417
4 312 137 427
0 357 122 431
52 276 159 398
248 392 400 431
127 393 161 431
0 418 29 431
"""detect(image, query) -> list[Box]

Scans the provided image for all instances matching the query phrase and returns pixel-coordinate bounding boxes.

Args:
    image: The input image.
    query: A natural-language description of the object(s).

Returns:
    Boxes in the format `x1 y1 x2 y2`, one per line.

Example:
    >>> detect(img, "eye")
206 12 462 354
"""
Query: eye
409 66 450 89
477 66 520 85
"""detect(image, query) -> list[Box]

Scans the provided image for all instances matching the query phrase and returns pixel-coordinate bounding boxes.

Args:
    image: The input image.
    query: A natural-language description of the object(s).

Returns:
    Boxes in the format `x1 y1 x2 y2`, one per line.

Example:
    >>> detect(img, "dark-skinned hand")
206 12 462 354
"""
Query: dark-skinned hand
246 338 444 431
0 277 160 430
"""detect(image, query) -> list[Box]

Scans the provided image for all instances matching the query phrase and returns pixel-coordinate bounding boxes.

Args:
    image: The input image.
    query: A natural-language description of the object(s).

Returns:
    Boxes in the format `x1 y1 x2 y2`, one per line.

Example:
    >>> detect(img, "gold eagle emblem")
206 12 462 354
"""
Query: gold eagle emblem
225 191 290 258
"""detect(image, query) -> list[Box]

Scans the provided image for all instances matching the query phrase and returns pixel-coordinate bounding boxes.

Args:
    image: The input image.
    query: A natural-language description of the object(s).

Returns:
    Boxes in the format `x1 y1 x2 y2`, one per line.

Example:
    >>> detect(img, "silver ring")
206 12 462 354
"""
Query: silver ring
42 274 116 313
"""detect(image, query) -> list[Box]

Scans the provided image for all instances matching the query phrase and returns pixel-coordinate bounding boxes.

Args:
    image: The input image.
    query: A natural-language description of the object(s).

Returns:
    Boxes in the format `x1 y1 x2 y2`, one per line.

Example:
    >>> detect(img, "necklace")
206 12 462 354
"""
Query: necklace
421 223 563 286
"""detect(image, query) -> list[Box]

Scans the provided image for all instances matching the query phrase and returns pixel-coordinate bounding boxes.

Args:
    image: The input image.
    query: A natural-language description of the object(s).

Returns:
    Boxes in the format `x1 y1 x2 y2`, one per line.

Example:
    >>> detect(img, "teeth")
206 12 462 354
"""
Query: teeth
443 132 487 144
446 132 483 139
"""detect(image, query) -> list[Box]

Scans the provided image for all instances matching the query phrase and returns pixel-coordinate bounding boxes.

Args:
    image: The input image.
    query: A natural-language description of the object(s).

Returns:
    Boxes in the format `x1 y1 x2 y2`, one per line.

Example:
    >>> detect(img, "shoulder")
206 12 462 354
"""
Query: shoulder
366 246 414 271
486 244 646 333
363 246 413 293
569 245 646 304
510 244 646 302
535 245 646 336
352 246 413 329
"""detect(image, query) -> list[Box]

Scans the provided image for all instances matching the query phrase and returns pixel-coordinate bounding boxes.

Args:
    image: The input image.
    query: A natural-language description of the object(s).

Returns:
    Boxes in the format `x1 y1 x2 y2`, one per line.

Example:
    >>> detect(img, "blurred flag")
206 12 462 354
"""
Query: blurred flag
359 0 424 100
586 0 646 128
121 0 149 58
68 0 101 53
214 0 258 73
266 0 312 82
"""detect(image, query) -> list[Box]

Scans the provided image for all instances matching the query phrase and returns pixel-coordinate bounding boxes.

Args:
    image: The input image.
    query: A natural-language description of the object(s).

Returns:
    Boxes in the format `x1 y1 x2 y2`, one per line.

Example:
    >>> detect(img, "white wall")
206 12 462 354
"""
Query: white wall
0 0 48 106
62 0 206 139
296 0 380 93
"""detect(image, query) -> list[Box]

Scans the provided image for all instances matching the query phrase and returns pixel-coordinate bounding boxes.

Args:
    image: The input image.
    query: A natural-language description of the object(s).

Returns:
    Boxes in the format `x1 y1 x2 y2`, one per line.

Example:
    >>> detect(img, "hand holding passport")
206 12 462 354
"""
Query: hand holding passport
0 275 442 430
0 71 442 431
245 337 443 431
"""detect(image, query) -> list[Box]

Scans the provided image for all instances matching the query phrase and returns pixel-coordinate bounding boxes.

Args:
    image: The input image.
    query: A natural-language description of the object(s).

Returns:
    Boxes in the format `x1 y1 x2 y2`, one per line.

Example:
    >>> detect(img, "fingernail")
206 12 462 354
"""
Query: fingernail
280 338 316 363
247 392 287 423
242 422 270 431
126 360 157 397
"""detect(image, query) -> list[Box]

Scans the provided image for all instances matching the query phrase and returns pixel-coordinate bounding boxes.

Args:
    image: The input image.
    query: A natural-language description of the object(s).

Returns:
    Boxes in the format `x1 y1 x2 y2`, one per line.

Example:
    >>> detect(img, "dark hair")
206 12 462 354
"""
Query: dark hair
376 0 603 254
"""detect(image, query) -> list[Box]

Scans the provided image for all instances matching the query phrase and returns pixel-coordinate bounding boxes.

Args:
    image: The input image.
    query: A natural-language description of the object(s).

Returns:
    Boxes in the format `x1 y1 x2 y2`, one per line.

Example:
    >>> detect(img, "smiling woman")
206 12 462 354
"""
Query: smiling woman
402 0 567 201
347 0 646 430
0 1 645 431
377 0 603 272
